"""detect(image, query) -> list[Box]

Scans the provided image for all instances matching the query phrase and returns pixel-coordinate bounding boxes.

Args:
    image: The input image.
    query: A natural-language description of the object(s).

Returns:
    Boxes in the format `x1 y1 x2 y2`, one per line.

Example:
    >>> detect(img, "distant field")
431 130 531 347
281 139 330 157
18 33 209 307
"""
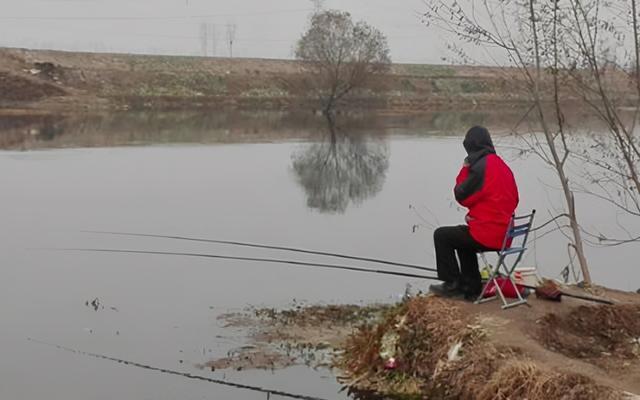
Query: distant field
0 47 625 114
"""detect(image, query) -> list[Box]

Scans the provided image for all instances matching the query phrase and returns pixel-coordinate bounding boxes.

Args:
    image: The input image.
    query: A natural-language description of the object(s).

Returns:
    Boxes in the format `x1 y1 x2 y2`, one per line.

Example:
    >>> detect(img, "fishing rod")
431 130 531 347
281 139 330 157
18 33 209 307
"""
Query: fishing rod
551 290 613 305
65 248 613 305
522 283 614 305
65 248 440 281
83 230 438 273
27 338 330 400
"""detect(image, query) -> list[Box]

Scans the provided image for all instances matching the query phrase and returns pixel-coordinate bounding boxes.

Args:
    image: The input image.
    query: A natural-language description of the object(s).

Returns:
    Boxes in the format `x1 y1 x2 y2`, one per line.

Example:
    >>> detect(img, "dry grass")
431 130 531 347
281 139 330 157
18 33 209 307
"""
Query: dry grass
477 361 621 400
336 295 624 399
336 296 484 397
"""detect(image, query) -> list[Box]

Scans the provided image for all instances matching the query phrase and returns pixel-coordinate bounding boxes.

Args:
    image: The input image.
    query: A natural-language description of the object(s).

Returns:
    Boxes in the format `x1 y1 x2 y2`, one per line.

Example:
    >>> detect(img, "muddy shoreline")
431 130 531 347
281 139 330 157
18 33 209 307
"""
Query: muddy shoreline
208 287 640 399
204 303 395 372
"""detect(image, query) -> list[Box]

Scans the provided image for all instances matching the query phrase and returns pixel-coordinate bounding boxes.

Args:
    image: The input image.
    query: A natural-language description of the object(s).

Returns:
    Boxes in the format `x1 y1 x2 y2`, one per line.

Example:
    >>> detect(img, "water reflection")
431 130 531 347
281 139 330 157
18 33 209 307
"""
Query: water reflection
0 113 68 148
0 109 546 151
291 117 389 213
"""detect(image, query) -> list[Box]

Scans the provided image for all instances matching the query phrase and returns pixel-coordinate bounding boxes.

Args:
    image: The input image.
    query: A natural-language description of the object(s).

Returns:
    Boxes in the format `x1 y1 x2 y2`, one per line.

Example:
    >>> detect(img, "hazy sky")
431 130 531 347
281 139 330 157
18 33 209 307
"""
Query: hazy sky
0 0 449 63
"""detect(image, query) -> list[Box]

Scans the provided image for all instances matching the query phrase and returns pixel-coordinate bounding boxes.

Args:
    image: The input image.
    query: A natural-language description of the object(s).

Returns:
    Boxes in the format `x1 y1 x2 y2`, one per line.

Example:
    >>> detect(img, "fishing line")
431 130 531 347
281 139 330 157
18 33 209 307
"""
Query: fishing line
27 338 330 400
65 246 612 304
83 231 438 273
63 248 441 281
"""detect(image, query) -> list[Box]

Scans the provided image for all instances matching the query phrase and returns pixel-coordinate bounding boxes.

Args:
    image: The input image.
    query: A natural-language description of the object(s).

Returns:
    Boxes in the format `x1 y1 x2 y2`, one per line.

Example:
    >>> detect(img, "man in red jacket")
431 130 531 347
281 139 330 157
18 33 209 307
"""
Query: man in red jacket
430 126 519 300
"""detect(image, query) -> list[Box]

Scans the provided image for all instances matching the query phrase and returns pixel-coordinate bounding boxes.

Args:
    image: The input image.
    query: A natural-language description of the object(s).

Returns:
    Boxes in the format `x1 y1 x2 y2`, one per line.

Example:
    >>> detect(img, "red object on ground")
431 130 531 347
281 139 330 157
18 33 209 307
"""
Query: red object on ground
383 358 398 370
535 280 563 301
483 277 525 299
455 154 519 249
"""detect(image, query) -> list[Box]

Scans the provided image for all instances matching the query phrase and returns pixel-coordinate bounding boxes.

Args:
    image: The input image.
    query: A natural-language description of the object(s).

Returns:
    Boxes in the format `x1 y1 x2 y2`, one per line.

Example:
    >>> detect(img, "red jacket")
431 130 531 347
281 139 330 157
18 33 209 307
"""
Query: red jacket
454 153 519 249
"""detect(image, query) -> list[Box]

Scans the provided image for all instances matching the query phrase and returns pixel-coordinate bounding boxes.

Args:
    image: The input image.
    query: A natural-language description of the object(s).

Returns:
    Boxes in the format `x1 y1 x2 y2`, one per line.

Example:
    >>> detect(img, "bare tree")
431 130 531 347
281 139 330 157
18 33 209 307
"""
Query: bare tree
295 10 391 115
423 0 595 284
226 23 237 58
557 0 640 246
311 0 325 13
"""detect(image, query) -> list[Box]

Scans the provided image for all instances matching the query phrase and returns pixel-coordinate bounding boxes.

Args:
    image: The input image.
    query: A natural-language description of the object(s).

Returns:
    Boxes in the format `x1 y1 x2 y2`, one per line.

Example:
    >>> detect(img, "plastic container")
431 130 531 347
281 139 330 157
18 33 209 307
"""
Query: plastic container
514 267 539 286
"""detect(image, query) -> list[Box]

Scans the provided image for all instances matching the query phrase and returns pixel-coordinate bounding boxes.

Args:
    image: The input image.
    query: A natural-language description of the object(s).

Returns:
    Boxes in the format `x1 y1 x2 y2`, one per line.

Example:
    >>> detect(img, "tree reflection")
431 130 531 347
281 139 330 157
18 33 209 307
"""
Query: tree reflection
291 117 389 213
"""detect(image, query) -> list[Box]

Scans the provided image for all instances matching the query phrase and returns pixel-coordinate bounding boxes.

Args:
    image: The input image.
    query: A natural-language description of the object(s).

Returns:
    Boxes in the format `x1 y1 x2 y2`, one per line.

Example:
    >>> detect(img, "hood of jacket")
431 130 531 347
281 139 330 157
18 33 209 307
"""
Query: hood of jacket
463 126 495 165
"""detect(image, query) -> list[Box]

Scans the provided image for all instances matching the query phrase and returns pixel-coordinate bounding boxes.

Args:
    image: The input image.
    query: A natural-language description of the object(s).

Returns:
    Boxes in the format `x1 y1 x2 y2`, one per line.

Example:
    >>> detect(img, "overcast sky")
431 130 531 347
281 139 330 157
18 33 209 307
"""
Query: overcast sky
0 0 451 63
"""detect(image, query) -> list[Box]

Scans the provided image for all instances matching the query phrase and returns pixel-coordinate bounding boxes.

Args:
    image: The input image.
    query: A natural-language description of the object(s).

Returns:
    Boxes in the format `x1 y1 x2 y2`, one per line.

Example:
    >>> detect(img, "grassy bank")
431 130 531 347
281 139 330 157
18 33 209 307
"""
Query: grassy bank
213 288 640 400
0 47 537 114
337 295 640 399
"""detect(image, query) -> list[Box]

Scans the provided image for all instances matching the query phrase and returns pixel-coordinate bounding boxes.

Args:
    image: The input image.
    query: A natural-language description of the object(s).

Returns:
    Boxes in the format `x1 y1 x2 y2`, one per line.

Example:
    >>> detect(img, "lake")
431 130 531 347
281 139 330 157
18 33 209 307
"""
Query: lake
1 110 638 400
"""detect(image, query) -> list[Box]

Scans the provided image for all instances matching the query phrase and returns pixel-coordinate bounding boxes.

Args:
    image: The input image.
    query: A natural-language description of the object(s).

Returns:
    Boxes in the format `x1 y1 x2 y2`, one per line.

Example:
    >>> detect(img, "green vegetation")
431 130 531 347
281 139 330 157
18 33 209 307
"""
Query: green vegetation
400 78 417 92
432 78 488 94
123 55 210 72
400 64 456 77
240 87 289 98
102 72 228 97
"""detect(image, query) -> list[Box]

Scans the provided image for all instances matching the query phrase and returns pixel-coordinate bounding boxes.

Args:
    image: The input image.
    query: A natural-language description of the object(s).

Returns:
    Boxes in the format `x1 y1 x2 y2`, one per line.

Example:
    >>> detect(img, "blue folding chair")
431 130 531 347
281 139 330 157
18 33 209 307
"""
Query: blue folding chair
475 210 536 309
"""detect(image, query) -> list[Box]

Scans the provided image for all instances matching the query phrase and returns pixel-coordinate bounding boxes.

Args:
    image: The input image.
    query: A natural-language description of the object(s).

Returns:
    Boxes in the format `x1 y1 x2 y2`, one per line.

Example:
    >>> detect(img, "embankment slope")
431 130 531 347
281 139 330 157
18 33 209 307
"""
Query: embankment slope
0 47 530 113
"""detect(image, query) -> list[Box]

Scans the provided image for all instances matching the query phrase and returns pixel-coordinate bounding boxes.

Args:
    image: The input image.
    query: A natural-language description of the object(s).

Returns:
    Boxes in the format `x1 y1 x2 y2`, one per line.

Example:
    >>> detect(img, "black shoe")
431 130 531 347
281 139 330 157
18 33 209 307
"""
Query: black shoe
463 289 482 302
429 281 463 298
462 283 483 302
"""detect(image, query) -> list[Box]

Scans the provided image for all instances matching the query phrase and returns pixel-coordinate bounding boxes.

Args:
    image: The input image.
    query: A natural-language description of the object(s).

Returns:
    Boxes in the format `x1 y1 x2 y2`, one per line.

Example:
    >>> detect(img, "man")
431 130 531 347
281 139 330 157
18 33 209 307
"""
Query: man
430 126 519 300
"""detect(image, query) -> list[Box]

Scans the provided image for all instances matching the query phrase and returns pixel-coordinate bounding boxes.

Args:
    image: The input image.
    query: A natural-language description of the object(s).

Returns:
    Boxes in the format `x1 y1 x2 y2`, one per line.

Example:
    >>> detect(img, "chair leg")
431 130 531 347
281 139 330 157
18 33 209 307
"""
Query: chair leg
498 265 528 309
475 281 494 304
476 258 529 309
475 211 535 310
475 261 501 304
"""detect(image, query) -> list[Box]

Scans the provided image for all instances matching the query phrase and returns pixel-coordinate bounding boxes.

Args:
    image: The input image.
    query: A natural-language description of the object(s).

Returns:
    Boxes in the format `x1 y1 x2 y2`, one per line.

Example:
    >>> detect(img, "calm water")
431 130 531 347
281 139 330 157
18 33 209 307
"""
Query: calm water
1 111 638 400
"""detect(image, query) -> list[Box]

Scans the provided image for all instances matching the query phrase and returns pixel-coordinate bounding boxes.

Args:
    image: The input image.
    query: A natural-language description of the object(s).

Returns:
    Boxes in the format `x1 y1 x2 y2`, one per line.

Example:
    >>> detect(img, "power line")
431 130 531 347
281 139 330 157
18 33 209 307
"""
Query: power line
125 32 427 42
22 30 425 44
125 32 294 42
0 8 312 21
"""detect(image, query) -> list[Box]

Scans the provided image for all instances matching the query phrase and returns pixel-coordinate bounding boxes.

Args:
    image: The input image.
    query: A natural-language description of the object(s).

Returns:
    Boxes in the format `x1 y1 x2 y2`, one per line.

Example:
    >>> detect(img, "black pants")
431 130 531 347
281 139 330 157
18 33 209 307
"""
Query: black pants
433 225 495 293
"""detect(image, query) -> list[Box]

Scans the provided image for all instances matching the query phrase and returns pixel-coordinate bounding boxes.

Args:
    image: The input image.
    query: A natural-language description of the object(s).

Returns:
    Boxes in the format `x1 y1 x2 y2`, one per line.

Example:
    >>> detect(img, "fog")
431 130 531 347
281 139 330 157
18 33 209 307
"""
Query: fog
0 0 446 63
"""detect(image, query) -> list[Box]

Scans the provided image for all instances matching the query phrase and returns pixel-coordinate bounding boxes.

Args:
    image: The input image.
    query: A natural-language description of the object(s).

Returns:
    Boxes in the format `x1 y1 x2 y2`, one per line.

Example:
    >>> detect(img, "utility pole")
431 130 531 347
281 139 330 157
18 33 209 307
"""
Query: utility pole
199 22 208 57
210 23 216 57
226 23 237 58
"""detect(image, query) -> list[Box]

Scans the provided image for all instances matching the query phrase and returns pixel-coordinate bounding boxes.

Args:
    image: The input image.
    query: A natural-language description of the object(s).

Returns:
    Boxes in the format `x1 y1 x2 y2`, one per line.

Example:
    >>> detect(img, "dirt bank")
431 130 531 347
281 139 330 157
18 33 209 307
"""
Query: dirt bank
0 47 544 114
210 286 640 399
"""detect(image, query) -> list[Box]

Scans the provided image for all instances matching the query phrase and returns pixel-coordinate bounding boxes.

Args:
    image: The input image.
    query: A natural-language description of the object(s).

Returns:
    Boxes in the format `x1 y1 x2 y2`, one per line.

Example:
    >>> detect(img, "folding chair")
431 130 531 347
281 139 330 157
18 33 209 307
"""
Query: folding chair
475 210 536 309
